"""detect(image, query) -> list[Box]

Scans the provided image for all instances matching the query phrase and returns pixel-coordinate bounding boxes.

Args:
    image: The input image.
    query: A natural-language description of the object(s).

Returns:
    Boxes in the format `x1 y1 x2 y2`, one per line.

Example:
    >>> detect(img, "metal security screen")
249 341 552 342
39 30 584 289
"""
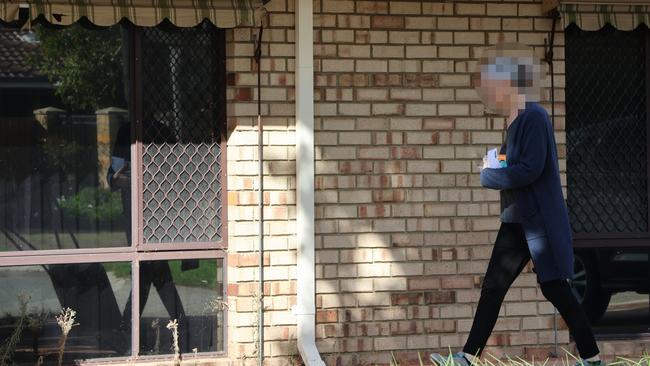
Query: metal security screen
565 24 649 233
140 22 225 244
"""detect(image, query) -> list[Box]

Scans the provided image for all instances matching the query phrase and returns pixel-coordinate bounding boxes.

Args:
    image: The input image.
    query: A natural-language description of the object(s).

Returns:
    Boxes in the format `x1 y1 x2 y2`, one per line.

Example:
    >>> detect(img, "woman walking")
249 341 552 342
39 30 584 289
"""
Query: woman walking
429 43 604 366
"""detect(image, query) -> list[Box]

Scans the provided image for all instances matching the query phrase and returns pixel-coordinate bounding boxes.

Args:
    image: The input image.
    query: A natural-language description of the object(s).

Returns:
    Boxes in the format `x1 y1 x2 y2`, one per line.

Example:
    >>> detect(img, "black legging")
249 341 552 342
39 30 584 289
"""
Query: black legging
462 222 600 359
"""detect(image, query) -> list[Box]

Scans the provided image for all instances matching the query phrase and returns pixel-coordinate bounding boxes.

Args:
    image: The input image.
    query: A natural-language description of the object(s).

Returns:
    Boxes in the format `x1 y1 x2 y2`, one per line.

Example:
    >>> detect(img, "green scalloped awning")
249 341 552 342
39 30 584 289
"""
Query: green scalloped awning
0 0 267 28
560 3 650 30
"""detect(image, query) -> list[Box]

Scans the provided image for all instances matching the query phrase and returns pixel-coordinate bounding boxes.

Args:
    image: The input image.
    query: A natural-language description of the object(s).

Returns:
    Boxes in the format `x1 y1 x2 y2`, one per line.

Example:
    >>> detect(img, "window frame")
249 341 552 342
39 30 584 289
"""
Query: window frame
566 24 650 248
0 20 229 362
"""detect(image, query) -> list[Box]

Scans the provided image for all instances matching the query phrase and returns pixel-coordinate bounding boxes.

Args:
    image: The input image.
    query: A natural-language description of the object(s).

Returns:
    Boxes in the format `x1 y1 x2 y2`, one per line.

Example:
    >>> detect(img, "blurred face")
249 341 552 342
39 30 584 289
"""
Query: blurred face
473 67 517 116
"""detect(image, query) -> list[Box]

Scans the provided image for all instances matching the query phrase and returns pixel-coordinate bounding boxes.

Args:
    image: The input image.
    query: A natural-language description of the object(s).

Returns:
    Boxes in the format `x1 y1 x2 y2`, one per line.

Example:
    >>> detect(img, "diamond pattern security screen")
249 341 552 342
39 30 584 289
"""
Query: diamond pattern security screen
565 24 649 233
140 21 225 244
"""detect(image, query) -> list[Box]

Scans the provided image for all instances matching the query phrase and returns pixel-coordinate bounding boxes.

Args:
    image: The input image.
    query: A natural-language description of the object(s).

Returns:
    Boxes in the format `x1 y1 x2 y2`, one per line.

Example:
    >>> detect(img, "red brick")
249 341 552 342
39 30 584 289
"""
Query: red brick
316 310 338 323
390 147 421 159
389 321 418 335
372 189 406 202
390 292 424 306
270 281 296 296
407 277 441 291
424 290 456 304
371 15 405 29
441 276 474 289
486 333 511 346
423 319 456 333
372 73 402 86
233 252 270 267
404 73 436 87
227 283 239 296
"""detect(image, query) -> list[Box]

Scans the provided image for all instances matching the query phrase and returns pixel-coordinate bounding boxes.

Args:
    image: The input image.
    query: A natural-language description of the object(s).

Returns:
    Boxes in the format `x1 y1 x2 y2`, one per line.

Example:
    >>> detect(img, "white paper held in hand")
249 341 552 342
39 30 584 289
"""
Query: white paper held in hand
486 148 502 169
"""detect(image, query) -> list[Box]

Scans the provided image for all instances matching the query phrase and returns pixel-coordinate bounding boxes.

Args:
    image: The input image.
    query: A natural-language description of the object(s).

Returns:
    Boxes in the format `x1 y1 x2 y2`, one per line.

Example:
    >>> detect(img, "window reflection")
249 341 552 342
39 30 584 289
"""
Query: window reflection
572 248 650 334
0 23 132 251
138 259 224 355
0 263 132 364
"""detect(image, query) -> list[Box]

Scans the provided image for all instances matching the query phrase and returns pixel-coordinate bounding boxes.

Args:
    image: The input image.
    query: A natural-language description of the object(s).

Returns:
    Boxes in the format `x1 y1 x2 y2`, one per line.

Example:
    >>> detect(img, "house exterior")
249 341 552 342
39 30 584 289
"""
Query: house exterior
0 0 648 365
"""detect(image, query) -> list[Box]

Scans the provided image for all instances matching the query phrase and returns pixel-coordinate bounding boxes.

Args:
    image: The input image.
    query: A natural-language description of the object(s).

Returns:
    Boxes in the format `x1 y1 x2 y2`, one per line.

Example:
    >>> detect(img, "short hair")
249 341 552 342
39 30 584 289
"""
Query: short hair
476 42 544 101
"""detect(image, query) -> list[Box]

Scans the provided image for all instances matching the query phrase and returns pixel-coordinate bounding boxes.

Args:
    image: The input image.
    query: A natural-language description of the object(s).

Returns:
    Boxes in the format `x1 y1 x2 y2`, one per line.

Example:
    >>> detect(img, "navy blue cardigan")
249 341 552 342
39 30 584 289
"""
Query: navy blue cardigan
480 101 574 282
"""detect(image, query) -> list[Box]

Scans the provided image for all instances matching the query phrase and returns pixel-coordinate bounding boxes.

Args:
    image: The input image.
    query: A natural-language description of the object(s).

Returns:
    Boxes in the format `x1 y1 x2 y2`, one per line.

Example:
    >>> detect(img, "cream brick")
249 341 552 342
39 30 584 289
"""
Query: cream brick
406 45 437 59
390 118 421 130
339 103 371 116
322 59 354 72
439 188 471 202
322 205 357 219
407 160 439 173
358 147 390 159
407 334 439 350
356 88 389 101
341 278 373 292
405 131 437 144
455 88 480 101
455 3 485 15
368 30 388 43
338 44 371 58
438 46 470 59
506 302 539 316
323 0 355 13
423 88 455 101
388 60 420 73
389 1 421 15
405 16 436 30
470 17 502 31
321 146 356 160
373 218 406 232
454 32 486 45
356 60 388 72
372 45 405 58
439 104 470 116
322 29 355 43
358 262 391 277
422 2 453 15
423 117 454 130
339 131 372 144
487 3 518 16
423 60 454 73
453 146 486 159
372 103 404 116
519 3 542 16
434 31 454 44
390 88 422 100
390 262 423 276
358 293 391 306
389 31 420 44
356 1 388 14
439 74 471 87
405 104 436 116
441 161 471 173
437 17 469 30
503 18 534 31
373 277 407 291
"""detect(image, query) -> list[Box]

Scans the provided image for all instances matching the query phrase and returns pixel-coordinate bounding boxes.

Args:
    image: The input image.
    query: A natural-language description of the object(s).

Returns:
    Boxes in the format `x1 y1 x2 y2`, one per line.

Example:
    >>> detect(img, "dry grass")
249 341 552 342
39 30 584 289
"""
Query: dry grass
387 347 650 366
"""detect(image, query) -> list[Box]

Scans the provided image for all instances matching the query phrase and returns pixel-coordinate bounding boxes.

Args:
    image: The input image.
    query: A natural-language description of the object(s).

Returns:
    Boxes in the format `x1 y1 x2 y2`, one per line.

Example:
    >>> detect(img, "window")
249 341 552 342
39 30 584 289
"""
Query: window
0 19 227 364
565 23 650 335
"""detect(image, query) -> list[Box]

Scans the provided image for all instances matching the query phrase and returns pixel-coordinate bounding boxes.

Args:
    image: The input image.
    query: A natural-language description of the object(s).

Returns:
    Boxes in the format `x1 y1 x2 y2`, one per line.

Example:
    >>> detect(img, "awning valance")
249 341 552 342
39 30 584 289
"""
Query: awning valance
0 0 267 28
544 0 650 30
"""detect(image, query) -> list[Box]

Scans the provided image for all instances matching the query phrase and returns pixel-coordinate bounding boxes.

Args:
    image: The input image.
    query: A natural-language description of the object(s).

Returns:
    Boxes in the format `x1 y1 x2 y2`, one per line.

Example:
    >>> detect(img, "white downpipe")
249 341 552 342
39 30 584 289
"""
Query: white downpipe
295 0 325 365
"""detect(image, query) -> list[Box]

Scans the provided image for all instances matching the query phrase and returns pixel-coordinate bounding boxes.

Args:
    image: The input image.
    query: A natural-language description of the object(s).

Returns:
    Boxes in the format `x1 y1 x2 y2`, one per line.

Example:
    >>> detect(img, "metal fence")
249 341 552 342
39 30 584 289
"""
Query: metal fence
565 24 649 233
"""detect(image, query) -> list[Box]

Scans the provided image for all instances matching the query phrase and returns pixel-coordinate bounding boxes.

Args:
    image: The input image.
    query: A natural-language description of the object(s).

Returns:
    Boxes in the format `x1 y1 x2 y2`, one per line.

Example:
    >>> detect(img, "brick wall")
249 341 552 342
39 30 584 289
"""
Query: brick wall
311 1 570 365
225 0 298 363
225 0 569 365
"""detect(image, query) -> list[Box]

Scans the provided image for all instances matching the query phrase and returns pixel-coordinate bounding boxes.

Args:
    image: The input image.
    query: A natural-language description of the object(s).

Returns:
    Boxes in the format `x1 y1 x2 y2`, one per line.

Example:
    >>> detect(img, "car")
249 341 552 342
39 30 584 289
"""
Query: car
570 247 649 322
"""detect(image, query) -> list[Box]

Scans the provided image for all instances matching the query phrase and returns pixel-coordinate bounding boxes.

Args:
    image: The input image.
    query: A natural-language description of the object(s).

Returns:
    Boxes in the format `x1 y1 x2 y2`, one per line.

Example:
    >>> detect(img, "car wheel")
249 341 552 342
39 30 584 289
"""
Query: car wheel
569 252 611 322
